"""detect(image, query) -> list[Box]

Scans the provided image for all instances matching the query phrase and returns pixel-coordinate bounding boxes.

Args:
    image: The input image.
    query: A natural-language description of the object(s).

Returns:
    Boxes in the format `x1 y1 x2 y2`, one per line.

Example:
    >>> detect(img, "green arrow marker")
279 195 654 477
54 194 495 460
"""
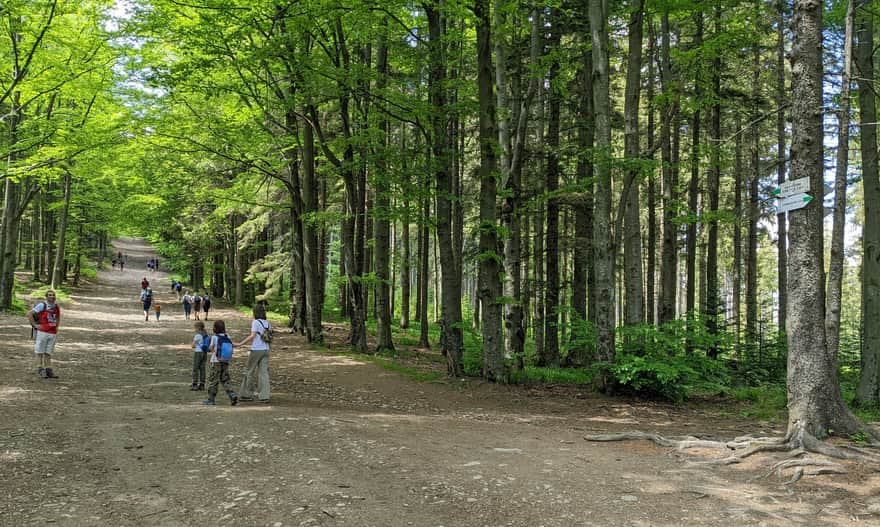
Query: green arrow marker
772 188 781 196
803 195 813 203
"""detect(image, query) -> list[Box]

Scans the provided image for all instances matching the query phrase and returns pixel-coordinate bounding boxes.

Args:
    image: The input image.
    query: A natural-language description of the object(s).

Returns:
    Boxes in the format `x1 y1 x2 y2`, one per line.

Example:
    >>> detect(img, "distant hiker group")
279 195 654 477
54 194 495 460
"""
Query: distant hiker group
110 251 127 271
147 258 160 272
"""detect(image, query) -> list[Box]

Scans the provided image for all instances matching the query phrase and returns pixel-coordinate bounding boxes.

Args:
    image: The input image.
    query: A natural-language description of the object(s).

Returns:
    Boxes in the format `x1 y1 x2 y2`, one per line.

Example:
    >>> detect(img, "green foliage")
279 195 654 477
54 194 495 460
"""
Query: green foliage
509 366 592 385
729 384 787 420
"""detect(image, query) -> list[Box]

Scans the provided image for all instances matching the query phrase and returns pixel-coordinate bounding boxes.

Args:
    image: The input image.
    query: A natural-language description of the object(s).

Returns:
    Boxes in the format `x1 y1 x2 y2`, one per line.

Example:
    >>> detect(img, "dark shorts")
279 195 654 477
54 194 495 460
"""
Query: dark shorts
143 301 152 311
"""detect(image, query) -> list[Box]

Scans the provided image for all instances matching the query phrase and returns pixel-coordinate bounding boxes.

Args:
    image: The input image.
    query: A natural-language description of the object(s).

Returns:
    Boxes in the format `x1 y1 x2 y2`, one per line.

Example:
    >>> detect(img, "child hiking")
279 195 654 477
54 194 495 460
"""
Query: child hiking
203 320 238 406
190 321 209 391
140 287 153 321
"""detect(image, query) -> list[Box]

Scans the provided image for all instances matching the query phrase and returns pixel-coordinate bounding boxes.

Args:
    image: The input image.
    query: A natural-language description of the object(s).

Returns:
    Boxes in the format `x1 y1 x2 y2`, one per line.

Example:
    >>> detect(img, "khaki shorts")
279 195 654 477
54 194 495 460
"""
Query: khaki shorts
34 331 58 355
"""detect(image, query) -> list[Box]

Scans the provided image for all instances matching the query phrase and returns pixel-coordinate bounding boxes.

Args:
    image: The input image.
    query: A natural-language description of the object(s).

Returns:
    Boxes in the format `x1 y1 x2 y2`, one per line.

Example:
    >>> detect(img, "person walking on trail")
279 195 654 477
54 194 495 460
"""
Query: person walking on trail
154 302 161 321
140 287 153 321
190 321 209 391
141 277 149 290
237 304 273 403
28 290 61 379
202 293 211 321
203 319 238 406
182 291 193 320
192 293 202 321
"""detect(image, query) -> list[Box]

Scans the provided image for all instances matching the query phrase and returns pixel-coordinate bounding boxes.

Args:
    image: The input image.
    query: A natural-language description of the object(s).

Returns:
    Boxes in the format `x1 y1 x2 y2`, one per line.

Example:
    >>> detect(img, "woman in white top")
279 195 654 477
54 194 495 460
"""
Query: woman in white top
237 304 272 403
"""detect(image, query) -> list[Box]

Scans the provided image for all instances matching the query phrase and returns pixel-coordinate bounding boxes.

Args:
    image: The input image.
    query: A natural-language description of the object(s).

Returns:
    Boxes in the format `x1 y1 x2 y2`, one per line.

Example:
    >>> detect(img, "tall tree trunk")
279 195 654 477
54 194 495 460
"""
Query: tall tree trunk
856 2 880 405
825 0 854 361
776 0 788 334
658 10 678 325
427 3 463 375
302 110 323 343
685 9 702 321
570 34 594 366
646 18 657 326
541 9 561 367
705 5 722 355
745 42 761 347
399 127 412 329
733 113 744 344
418 182 430 349
787 0 864 438
475 0 504 381
50 169 72 289
374 28 395 353
623 0 645 328
590 0 616 362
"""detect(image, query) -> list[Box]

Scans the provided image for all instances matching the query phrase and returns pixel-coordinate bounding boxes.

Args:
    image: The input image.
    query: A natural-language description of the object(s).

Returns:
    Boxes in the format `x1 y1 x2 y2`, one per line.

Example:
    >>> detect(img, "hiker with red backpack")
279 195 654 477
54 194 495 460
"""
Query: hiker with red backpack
28 290 61 379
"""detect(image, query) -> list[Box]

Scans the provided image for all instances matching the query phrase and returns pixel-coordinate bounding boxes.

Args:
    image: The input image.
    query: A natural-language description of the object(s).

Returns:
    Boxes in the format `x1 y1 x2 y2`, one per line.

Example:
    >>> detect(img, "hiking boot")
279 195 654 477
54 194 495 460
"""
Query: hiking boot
202 399 216 406
44 368 58 379
189 384 198 391
197 383 205 391
229 392 238 406
37 367 45 377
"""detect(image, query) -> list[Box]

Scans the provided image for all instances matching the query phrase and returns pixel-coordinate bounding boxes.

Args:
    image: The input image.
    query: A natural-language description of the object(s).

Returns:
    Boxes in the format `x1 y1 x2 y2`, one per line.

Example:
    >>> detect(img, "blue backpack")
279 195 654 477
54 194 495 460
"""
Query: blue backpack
215 333 234 362
198 332 210 353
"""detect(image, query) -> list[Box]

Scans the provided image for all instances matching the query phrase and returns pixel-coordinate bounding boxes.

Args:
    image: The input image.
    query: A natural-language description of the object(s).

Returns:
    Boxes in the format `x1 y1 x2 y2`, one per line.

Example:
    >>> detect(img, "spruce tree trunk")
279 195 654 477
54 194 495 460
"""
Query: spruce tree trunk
374 30 394 353
825 0 854 361
856 3 880 404
685 10 702 321
542 9 562 367
733 113 744 343
623 0 645 328
400 130 411 330
570 39 594 366
787 0 864 438
475 0 504 381
658 10 678 325
706 5 722 354
646 20 657 326
590 0 615 362
418 186 430 349
428 4 464 375
746 43 761 346
776 0 788 334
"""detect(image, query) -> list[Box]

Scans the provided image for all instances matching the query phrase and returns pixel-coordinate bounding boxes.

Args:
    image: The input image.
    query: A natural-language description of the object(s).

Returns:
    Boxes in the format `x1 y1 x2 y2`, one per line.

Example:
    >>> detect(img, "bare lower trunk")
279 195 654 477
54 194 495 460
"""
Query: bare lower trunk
51 170 73 289
856 4 880 404
590 0 615 362
825 0 854 361
787 0 864 438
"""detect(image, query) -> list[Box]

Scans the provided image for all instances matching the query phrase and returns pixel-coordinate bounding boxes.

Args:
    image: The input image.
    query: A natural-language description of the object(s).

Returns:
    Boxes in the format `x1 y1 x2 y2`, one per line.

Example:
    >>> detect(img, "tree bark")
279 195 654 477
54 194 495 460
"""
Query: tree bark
302 109 323 343
685 9 702 322
825 0 854 361
787 0 864 438
658 9 678 325
475 0 504 381
623 0 645 328
705 5 722 355
541 9 562 367
589 0 615 362
776 0 788 334
856 2 880 404
746 43 761 347
374 28 395 353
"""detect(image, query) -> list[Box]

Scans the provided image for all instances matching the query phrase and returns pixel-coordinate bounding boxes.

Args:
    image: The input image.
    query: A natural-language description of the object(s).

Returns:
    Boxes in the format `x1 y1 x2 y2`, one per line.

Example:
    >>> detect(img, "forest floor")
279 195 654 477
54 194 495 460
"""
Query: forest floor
1 238 879 527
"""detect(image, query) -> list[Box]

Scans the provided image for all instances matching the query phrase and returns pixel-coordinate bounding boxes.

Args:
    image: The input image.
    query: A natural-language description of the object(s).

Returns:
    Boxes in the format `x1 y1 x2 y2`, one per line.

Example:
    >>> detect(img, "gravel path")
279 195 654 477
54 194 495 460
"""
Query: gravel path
1 238 878 526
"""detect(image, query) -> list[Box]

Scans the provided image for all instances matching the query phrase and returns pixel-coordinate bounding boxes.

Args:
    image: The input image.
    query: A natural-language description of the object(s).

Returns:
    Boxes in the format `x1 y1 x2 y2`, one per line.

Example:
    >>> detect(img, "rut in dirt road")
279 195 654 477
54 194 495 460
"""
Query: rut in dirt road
0 238 874 526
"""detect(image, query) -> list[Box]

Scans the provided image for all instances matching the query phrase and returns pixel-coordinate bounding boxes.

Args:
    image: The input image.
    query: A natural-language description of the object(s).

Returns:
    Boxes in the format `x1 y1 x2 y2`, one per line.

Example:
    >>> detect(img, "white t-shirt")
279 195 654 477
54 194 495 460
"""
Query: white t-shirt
251 319 270 351
193 332 206 352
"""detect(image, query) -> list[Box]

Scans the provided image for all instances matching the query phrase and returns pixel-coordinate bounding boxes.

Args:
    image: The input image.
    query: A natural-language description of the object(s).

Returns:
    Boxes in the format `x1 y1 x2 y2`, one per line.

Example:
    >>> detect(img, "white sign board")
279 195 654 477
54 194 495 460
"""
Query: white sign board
775 193 813 214
773 177 811 198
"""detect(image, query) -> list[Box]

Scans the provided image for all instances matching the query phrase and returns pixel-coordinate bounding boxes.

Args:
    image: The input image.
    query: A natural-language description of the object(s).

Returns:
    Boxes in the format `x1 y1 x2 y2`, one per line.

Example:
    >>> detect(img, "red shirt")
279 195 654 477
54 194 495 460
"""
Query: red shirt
34 303 60 334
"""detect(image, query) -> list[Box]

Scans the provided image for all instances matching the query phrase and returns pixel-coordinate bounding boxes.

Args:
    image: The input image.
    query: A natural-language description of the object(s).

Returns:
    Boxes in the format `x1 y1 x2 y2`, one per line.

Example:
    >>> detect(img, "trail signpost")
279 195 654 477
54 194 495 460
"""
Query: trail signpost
776 193 814 214
773 177 814 214
772 176 811 198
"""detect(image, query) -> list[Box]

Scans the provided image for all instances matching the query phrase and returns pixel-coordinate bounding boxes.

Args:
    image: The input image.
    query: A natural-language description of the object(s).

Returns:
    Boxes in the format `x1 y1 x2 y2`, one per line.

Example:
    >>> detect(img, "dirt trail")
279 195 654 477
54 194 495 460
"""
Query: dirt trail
1 238 878 526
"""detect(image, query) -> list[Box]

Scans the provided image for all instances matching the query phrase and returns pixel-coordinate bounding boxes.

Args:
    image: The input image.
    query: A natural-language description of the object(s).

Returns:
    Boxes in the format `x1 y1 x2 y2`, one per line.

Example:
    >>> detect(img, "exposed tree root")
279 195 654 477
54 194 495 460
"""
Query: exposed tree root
584 421 879 484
